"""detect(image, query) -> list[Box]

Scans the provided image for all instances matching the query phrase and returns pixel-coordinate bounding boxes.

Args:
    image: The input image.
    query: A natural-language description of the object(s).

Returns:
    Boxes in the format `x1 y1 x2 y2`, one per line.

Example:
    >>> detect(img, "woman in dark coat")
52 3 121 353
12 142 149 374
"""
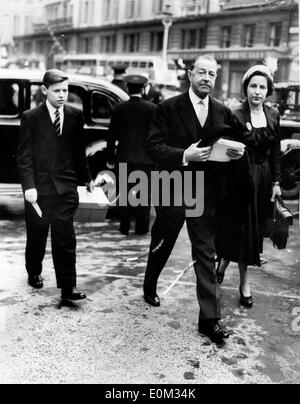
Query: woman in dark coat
216 64 282 307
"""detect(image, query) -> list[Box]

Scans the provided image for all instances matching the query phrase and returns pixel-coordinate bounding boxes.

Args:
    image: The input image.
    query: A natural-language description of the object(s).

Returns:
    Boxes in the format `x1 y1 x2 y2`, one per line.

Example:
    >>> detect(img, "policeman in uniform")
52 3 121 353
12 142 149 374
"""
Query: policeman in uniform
111 64 128 94
107 75 156 236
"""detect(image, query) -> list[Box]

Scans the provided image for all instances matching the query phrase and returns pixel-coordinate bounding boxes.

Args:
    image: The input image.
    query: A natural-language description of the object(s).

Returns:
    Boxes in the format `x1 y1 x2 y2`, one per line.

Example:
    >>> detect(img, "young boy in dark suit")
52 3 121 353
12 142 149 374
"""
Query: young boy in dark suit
17 69 94 301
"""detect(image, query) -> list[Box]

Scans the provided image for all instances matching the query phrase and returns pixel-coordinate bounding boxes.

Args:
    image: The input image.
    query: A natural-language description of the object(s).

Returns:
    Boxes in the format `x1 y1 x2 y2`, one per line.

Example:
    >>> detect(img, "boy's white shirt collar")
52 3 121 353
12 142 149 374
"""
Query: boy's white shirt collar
46 100 64 117
46 100 64 134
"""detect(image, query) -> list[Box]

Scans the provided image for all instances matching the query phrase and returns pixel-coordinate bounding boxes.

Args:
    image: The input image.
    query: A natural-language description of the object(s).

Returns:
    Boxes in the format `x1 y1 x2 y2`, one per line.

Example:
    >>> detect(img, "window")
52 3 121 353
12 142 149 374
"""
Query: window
269 23 282 47
153 0 165 14
92 92 115 126
102 35 116 53
83 37 93 53
126 0 141 19
244 24 255 48
0 82 20 117
198 28 205 48
181 30 186 49
123 33 140 52
24 42 32 54
188 29 197 49
67 87 84 111
30 84 46 109
104 0 111 20
221 26 232 48
81 0 95 24
13 15 21 35
181 29 203 49
150 31 163 51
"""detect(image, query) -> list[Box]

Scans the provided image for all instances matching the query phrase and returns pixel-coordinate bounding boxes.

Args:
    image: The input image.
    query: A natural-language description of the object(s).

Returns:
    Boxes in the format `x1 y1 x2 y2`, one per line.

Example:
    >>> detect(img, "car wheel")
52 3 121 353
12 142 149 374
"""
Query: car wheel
280 150 300 200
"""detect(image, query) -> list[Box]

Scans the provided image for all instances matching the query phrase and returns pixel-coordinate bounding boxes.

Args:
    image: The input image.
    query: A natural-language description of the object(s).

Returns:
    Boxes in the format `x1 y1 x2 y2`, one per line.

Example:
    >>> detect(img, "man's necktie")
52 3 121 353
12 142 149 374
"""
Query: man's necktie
54 109 61 137
198 100 207 127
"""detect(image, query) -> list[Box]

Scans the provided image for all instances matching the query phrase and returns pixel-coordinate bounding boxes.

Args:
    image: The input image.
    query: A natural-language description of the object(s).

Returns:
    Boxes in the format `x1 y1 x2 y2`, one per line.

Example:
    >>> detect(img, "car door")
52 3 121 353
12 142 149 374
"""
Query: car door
84 88 121 179
0 79 26 184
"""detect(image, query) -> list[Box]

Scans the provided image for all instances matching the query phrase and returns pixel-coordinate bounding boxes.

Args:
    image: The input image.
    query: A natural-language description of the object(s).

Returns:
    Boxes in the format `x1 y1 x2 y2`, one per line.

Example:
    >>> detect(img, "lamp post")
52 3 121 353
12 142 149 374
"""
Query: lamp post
162 3 173 64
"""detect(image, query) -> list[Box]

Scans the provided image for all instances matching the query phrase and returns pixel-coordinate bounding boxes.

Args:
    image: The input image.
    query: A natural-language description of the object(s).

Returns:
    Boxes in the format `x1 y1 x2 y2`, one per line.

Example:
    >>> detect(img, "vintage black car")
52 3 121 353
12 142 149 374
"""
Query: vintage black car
0 69 128 214
271 83 300 200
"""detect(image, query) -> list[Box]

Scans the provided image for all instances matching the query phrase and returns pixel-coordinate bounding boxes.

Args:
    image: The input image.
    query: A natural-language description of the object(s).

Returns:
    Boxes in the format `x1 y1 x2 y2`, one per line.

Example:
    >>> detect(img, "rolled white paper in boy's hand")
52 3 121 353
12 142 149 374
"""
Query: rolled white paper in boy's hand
32 202 42 218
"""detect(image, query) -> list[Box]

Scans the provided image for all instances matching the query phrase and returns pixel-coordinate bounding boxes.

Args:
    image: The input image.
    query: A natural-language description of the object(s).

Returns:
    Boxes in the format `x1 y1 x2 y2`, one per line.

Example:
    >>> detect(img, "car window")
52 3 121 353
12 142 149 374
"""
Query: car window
0 82 20 117
91 92 116 126
67 86 84 110
31 84 46 109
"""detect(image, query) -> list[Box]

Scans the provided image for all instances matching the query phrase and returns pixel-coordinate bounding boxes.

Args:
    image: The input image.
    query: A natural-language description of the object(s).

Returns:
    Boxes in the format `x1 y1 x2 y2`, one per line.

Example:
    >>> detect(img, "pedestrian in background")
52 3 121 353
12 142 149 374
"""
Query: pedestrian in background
111 64 129 94
143 55 247 345
216 63 282 308
17 69 94 302
107 75 156 236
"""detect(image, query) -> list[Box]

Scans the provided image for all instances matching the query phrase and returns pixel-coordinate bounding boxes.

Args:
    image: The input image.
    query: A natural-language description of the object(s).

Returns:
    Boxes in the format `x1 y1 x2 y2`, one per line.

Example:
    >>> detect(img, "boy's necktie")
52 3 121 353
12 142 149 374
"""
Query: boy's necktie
54 109 61 136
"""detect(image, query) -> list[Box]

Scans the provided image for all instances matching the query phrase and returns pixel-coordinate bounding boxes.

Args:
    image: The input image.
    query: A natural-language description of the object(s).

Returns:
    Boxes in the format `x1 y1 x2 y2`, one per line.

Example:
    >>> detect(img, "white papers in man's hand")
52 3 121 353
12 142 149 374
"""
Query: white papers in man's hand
77 186 109 206
208 139 245 162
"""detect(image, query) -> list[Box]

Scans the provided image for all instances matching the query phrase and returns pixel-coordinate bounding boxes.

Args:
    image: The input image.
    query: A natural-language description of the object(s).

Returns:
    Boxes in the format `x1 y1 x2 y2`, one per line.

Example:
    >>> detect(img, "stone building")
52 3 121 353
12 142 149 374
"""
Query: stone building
8 0 300 99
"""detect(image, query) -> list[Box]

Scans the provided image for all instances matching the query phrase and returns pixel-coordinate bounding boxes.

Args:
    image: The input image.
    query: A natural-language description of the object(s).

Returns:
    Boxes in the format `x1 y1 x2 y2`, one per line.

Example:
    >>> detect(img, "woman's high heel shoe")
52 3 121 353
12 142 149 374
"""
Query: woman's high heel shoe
239 286 253 308
216 260 226 284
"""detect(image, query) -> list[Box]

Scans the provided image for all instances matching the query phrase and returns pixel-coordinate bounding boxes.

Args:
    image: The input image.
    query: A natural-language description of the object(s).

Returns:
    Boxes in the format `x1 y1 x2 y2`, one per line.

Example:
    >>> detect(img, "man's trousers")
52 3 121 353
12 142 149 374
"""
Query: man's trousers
144 208 221 322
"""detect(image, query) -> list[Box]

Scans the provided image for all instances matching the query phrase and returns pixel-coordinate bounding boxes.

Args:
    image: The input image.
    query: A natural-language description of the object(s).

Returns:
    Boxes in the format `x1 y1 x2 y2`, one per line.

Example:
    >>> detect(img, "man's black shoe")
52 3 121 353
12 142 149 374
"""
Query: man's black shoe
28 275 43 289
144 294 160 307
198 320 229 344
119 227 129 236
61 287 86 301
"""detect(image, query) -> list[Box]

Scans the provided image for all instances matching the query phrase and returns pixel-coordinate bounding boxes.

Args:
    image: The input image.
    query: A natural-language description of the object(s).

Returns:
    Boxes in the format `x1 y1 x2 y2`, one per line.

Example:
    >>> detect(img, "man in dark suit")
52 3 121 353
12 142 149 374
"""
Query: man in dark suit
107 75 156 236
17 69 94 301
143 55 245 344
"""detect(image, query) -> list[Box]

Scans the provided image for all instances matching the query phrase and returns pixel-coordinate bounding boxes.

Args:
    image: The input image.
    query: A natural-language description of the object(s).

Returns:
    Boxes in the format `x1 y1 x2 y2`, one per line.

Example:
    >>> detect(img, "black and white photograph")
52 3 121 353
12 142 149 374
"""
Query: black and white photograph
0 0 299 387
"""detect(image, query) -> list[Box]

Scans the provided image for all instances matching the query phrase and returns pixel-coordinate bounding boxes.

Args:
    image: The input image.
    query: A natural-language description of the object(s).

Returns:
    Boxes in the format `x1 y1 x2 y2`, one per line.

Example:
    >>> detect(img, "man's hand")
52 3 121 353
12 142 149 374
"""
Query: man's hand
106 162 115 170
271 185 282 202
85 180 95 193
185 143 212 163
25 189 38 204
226 148 245 161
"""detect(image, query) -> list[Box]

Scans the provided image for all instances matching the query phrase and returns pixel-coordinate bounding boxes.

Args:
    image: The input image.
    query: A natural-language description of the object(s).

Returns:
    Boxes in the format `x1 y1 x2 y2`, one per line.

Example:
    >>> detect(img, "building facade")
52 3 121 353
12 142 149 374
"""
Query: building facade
0 0 45 53
7 0 300 99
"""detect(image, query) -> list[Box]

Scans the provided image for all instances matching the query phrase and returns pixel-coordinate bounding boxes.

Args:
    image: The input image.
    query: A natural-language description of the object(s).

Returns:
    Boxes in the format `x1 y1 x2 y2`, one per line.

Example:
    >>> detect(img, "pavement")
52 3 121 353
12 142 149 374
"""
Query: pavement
0 206 299 384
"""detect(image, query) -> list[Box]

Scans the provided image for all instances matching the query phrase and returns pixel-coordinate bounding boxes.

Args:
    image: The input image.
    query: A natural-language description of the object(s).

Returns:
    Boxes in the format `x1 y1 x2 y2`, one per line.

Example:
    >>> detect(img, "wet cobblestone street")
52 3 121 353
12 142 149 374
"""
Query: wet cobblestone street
0 213 299 384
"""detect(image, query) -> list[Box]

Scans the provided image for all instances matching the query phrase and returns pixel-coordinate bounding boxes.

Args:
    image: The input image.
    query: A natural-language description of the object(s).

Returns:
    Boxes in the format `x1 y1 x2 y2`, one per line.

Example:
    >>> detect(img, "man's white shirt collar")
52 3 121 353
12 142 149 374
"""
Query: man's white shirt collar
189 88 209 109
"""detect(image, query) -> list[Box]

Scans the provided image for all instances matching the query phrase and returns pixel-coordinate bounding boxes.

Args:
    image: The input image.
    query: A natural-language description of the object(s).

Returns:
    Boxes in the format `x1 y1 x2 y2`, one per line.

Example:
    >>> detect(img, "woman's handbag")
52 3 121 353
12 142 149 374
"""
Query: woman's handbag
269 196 294 249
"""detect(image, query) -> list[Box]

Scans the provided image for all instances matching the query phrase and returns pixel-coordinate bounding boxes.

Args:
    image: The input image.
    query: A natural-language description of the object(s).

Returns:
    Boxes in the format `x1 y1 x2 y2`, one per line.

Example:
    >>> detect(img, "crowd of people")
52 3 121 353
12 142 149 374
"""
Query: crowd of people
16 54 282 346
